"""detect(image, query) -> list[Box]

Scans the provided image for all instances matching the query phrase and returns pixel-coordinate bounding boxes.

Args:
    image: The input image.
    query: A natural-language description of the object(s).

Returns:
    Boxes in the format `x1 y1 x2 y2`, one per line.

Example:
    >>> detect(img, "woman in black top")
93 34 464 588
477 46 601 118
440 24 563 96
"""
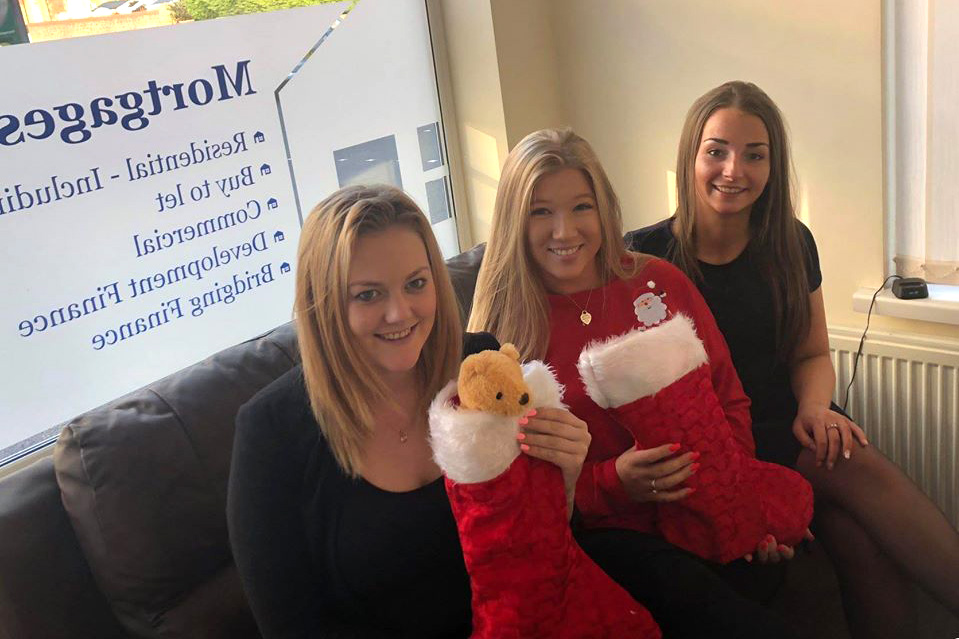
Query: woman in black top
629 81 959 639
226 185 591 638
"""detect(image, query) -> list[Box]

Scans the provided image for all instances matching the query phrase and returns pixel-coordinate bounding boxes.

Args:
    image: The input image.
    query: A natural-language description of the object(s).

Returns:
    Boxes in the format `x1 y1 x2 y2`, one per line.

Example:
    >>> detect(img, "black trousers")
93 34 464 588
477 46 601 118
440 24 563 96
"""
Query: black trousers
576 527 799 639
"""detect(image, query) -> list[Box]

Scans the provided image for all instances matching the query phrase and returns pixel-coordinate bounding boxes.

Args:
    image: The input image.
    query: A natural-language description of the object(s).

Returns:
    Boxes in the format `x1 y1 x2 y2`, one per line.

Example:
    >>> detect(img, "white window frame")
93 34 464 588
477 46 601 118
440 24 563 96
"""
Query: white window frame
863 0 959 326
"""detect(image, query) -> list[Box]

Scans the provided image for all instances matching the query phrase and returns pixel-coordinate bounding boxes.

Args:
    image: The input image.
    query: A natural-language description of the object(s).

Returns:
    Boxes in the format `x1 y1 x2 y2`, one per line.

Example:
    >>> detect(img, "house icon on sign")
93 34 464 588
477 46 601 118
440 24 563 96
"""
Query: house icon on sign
267 198 278 209
280 262 291 274
274 231 285 242
260 164 271 176
253 131 265 143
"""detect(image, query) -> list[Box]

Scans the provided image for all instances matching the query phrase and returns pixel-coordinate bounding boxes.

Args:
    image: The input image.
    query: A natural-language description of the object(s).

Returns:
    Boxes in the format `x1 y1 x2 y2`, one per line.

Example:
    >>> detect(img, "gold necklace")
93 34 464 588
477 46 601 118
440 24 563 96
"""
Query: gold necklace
380 402 419 444
390 417 421 444
565 288 594 326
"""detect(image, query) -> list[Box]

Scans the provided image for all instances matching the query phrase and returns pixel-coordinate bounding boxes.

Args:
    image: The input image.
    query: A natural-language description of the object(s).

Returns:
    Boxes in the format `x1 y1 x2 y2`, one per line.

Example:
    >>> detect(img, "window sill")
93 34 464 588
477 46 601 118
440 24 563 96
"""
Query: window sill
852 283 959 326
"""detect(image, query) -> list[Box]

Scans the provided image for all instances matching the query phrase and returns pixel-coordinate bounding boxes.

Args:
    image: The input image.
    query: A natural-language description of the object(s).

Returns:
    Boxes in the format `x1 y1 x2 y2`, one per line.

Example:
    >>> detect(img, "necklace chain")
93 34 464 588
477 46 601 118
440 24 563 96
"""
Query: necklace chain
382 409 418 444
387 422 414 444
565 288 594 326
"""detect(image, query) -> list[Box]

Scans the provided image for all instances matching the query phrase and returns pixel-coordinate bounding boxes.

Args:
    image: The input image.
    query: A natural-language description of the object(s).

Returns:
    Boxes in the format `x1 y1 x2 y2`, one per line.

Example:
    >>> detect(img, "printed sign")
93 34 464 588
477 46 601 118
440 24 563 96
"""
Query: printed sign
0 0 455 455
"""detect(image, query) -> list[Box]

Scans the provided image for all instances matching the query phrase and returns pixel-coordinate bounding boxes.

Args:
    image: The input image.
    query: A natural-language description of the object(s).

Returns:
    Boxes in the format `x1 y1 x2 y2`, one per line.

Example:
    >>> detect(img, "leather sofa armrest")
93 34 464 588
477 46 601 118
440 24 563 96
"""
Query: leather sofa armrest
0 457 128 639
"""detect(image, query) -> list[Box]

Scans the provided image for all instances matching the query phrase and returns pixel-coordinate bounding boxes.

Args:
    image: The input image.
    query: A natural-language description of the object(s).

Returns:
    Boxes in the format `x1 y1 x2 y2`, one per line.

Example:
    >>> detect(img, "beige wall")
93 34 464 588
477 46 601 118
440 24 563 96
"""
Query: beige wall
443 0 959 339
489 0 566 147
436 0 510 245
437 0 568 244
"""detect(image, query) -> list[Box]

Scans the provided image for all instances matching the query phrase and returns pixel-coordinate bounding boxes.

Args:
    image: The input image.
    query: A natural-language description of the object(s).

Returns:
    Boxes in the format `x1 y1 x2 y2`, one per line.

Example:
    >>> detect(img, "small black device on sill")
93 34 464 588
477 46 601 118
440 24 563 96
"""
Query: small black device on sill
892 277 929 300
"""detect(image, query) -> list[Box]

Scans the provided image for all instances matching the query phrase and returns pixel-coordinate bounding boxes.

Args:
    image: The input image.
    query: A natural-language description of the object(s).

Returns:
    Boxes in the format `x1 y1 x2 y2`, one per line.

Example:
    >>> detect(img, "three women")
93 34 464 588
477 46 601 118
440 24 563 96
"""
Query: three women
229 80 959 639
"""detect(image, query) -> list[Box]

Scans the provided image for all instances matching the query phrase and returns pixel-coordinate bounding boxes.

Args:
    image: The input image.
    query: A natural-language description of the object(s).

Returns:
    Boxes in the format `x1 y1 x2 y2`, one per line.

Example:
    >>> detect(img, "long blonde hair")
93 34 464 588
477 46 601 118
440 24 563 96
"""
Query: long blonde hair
672 81 809 360
468 128 639 360
295 185 462 476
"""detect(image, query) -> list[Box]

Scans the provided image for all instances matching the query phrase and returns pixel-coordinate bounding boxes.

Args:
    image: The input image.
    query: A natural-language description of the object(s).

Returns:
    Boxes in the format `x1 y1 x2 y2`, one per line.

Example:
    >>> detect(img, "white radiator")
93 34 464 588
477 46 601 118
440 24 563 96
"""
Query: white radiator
829 327 959 528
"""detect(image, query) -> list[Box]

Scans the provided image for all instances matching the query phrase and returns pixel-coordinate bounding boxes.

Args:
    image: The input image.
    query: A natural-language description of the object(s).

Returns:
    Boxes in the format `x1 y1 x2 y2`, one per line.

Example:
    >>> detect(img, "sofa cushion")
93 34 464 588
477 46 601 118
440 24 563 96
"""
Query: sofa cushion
0 457 128 639
54 323 298 639
158 563 261 638
446 241 485 321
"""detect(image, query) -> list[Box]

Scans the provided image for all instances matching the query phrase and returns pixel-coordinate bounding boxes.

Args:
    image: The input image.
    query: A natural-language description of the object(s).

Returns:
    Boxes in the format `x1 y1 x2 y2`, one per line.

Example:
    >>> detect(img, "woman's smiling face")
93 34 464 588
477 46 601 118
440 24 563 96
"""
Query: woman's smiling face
694 107 771 219
526 168 603 295
346 225 436 381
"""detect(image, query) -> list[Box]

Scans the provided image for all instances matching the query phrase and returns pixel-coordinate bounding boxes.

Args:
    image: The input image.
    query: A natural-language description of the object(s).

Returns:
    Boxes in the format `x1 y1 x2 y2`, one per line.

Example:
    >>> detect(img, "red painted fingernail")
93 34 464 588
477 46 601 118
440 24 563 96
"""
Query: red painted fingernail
669 443 681 452
527 409 537 417
516 432 526 441
778 545 788 553
691 463 701 472
518 417 529 425
766 535 775 544
520 443 530 452
691 452 701 460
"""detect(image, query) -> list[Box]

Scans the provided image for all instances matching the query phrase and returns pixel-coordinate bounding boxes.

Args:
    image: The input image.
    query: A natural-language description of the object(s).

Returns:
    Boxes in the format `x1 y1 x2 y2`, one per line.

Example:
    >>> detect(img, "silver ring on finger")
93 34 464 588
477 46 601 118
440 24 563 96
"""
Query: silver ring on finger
650 478 658 494
827 423 840 432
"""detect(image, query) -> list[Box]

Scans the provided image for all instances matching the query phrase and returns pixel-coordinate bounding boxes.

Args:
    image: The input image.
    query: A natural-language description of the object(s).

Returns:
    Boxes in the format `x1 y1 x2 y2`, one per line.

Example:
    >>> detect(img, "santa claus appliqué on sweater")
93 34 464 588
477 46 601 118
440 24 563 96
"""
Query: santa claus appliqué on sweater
633 281 668 328
576 289 814 564
429 344 660 639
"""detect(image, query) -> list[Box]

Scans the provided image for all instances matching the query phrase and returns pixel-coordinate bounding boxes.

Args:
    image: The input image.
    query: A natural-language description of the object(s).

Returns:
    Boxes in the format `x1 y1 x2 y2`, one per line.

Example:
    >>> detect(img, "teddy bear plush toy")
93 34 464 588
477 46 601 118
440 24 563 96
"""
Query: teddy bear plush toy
576 314 814 564
429 341 660 639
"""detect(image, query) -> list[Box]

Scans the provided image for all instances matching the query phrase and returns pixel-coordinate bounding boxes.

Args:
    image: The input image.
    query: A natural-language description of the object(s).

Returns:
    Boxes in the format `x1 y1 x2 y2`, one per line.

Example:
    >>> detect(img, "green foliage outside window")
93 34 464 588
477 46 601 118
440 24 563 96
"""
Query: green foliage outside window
170 0 347 22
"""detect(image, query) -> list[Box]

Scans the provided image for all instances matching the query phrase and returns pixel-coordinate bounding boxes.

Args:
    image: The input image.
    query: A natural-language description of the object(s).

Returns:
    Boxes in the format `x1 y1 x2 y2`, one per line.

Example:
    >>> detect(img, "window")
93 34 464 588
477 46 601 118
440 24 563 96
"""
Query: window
885 0 959 286
0 0 460 466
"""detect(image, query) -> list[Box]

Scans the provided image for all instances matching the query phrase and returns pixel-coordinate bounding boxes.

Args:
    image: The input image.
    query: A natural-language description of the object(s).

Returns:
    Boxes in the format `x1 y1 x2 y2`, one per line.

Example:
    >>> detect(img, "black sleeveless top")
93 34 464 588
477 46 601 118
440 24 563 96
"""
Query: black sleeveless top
626 218 822 424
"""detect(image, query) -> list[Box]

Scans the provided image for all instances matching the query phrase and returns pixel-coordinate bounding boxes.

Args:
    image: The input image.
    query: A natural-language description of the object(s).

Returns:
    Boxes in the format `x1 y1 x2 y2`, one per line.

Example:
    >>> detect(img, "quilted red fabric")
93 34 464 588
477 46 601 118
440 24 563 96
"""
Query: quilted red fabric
446 455 660 639
545 262 755 534
611 364 813 563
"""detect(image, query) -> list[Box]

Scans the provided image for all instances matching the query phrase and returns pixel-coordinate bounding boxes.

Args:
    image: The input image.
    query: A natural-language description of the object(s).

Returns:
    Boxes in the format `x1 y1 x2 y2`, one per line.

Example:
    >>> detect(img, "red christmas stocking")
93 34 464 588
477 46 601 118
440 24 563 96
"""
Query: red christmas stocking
429 362 661 639
577 315 813 564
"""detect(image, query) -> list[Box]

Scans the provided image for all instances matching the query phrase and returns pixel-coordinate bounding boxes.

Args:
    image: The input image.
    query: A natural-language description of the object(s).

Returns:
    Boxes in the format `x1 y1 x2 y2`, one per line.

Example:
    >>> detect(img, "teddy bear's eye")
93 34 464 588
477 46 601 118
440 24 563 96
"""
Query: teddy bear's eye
496 392 503 400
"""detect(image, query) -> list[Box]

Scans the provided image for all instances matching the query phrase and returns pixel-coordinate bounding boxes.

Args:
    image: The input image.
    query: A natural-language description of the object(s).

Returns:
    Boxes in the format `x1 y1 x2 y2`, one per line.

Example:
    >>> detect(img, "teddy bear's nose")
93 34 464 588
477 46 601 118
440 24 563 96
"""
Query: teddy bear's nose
519 393 529 405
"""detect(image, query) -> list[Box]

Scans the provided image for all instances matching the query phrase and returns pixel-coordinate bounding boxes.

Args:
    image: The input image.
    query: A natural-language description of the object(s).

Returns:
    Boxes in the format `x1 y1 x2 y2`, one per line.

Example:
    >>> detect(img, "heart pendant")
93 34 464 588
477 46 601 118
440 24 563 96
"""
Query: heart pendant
580 310 592 326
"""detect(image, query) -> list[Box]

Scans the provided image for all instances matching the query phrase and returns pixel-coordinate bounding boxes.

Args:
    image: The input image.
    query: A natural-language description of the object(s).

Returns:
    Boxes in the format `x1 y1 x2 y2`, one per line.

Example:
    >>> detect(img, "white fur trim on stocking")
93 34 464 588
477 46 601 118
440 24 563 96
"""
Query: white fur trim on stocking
521 360 566 410
577 314 708 408
428 380 521 484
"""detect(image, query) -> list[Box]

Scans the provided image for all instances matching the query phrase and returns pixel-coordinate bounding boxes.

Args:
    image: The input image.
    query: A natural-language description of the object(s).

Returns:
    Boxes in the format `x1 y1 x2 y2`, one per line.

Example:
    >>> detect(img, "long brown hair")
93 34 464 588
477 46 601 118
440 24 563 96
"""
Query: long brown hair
295 185 462 476
468 128 640 360
672 81 810 360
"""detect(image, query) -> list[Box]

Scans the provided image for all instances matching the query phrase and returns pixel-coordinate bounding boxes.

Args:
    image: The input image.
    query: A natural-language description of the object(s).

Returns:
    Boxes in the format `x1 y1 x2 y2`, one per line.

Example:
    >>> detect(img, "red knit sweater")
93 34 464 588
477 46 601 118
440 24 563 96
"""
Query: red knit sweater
546 257 754 533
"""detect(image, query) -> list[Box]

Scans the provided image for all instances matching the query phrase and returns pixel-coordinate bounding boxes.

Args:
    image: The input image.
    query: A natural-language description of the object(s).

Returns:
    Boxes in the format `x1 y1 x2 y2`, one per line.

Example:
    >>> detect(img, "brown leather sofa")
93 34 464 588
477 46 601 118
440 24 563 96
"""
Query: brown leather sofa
0 245 485 639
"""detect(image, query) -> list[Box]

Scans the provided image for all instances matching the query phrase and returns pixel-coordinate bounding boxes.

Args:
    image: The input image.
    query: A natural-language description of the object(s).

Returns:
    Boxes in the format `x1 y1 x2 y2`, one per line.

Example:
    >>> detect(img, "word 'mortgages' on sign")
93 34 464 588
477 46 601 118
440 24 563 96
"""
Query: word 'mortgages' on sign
0 60 256 146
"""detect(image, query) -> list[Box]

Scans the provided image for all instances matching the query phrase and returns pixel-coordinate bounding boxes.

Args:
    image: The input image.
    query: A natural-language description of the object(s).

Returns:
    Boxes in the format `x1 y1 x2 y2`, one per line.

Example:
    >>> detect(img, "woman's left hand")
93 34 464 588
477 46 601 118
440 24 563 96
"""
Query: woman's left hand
792 404 869 470
518 407 591 511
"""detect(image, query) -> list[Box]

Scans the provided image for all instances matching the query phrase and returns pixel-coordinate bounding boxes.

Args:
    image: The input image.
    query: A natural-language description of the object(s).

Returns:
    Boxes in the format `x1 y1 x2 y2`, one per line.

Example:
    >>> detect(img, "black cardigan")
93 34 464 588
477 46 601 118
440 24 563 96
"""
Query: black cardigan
226 366 472 639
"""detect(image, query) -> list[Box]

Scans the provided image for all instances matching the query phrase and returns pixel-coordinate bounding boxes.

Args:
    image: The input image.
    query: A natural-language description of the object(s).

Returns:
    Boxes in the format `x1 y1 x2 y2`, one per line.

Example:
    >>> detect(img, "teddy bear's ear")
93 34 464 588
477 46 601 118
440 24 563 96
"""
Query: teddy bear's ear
500 343 520 362
458 357 479 384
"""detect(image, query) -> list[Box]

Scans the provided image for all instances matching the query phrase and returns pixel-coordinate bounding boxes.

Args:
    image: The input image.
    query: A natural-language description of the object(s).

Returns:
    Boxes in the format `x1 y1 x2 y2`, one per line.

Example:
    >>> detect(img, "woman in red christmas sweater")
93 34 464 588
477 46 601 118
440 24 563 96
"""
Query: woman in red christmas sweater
468 128 806 637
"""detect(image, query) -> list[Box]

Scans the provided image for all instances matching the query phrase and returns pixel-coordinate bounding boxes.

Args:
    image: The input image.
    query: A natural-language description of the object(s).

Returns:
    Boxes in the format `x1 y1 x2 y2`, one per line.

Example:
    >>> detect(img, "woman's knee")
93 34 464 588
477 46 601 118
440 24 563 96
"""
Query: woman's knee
796 444 905 502
813 502 885 570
